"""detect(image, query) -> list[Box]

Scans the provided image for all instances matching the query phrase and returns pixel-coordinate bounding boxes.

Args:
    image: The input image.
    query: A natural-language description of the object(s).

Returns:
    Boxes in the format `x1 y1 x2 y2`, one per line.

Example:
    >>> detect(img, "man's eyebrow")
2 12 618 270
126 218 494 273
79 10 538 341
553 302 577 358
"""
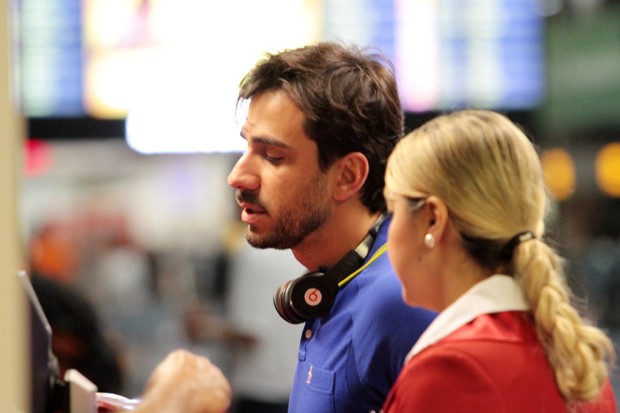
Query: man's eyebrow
247 135 290 149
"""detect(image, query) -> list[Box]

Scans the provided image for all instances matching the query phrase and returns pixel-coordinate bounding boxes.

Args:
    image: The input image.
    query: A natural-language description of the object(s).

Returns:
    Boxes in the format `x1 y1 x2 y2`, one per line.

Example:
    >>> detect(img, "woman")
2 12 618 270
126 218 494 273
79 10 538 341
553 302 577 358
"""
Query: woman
382 110 616 412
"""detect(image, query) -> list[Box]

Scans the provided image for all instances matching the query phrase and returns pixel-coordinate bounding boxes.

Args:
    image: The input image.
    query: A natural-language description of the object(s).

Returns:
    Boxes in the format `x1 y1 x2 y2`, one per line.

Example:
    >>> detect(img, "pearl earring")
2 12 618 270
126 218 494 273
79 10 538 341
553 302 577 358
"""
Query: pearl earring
424 233 435 248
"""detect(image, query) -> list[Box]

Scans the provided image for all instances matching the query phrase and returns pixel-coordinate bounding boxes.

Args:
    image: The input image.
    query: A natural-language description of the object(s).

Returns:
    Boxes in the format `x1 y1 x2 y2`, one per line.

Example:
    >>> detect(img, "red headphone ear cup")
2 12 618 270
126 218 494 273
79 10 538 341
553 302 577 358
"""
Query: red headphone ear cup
273 280 306 324
283 279 307 324
273 280 289 322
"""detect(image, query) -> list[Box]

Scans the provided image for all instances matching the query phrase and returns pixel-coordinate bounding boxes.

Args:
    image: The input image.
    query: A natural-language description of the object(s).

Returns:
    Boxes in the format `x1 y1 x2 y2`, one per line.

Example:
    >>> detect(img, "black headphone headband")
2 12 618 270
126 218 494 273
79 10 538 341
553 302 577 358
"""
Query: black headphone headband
273 215 386 324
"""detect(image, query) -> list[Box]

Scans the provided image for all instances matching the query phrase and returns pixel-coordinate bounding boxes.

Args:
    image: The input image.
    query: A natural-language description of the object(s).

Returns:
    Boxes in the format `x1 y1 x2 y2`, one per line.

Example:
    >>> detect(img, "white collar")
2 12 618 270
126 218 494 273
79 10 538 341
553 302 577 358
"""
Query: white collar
406 275 529 362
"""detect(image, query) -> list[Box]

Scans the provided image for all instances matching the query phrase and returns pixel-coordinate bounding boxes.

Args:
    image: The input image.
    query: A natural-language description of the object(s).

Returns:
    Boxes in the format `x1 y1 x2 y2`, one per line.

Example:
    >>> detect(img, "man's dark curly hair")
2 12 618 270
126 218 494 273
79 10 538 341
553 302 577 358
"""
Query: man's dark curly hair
237 42 404 214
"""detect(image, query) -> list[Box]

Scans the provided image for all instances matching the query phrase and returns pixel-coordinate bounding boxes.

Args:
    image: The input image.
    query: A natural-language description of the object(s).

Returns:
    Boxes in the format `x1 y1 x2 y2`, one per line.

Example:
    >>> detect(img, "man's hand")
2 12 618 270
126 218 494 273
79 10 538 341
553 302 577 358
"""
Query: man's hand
135 350 231 413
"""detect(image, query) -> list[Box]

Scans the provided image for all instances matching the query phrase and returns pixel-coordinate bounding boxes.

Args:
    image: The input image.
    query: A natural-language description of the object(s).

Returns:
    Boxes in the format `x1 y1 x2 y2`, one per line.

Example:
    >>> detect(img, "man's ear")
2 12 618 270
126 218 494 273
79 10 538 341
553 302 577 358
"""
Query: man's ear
332 152 369 202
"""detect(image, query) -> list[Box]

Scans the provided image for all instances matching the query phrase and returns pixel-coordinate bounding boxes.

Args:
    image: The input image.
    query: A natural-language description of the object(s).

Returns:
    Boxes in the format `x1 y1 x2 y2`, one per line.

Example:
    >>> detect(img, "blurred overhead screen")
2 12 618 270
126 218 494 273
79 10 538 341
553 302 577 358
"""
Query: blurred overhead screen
20 0 544 149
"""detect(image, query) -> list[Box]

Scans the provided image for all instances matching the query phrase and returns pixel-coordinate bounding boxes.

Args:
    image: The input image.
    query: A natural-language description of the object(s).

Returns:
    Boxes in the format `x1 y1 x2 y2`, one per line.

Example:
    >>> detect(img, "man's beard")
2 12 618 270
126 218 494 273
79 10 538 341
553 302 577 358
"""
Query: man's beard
241 175 331 249
246 199 330 249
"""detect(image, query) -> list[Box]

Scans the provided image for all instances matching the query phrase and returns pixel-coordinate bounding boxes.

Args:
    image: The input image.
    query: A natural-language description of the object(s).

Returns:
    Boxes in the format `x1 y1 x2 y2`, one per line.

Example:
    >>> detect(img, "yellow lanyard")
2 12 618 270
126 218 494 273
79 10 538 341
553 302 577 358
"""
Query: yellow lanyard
338 243 388 288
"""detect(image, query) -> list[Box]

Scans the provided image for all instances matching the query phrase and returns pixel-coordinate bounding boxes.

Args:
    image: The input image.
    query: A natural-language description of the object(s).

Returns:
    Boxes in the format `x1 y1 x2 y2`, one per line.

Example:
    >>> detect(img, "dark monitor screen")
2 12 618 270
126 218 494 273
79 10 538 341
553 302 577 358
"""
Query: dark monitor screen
18 270 59 413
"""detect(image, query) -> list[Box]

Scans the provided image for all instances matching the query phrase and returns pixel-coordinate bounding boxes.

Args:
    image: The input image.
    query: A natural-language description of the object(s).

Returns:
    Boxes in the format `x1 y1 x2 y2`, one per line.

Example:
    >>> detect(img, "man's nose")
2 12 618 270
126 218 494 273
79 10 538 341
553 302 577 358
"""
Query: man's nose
227 154 259 191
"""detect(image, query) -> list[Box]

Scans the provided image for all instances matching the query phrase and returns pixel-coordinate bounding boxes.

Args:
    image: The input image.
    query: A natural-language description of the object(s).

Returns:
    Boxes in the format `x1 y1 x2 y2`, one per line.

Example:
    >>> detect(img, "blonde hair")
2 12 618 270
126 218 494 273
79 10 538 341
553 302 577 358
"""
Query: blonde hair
385 109 614 402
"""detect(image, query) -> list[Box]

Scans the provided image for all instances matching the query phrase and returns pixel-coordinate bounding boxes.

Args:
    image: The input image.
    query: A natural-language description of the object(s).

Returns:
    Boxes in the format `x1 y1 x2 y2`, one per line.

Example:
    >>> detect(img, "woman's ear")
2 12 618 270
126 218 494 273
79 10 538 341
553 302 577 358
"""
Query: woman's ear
332 152 369 202
424 196 449 244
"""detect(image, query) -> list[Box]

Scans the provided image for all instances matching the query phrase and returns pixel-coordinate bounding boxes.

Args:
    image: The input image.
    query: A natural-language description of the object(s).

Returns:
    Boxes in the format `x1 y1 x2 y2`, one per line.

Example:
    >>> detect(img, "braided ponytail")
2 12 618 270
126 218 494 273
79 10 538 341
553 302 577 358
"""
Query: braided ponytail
513 239 615 402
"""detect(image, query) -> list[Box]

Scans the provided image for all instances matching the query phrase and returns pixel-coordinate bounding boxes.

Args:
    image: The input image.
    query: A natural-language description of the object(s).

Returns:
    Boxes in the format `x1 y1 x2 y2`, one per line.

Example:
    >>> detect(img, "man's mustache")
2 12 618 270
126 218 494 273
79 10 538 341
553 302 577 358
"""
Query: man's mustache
236 190 262 208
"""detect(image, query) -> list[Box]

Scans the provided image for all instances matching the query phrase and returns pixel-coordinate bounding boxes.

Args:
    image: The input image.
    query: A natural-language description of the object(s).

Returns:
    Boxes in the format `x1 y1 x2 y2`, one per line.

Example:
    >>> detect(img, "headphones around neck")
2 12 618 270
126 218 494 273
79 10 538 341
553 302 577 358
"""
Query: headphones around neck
273 215 387 324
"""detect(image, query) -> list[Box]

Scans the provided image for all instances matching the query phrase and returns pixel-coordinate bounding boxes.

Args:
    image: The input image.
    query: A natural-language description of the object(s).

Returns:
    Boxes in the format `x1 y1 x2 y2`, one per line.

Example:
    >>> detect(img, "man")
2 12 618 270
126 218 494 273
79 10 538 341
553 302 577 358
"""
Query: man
227 42 437 413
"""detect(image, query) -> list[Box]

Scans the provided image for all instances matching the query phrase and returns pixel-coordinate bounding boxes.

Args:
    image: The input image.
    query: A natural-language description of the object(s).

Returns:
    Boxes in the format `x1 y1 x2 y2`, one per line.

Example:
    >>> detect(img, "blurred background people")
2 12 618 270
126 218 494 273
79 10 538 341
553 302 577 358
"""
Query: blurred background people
224 221 304 413
185 219 304 413
30 272 124 394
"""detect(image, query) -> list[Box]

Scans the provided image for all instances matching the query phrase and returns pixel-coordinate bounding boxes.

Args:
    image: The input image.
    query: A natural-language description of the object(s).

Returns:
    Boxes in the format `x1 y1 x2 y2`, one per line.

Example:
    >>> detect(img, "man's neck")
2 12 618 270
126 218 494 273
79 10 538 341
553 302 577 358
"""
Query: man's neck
291 207 382 271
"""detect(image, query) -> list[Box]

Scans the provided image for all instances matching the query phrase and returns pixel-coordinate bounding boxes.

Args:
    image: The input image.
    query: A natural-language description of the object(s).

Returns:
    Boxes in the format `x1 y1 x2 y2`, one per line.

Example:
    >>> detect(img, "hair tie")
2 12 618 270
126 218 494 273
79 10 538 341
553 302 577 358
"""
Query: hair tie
501 231 536 260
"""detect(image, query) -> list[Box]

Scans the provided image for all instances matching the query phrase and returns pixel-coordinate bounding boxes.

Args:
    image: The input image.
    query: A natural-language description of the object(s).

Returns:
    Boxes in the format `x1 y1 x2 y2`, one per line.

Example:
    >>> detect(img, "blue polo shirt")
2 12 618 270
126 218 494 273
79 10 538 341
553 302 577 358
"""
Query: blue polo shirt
287 216 437 413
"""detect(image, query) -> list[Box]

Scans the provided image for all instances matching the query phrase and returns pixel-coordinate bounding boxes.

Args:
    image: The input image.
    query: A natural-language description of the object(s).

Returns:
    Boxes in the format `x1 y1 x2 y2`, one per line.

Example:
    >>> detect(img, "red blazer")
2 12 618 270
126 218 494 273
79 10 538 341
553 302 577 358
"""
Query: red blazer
382 311 616 413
